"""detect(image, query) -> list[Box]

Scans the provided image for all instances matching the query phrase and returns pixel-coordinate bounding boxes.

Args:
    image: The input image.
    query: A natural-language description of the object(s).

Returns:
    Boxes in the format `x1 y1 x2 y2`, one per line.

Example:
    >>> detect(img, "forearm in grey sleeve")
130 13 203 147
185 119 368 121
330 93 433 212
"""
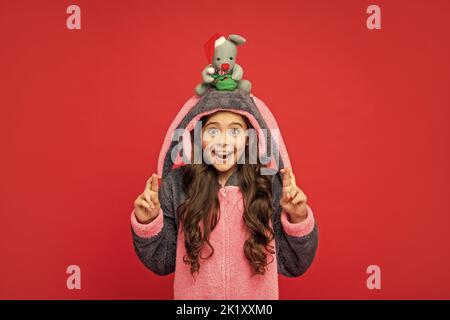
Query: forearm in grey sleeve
272 175 319 277
131 177 178 276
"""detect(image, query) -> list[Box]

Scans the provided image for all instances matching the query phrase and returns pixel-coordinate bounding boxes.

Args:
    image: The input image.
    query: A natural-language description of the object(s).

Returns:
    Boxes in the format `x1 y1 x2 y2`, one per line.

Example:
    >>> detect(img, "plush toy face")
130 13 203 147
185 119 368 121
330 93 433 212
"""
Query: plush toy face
212 40 238 73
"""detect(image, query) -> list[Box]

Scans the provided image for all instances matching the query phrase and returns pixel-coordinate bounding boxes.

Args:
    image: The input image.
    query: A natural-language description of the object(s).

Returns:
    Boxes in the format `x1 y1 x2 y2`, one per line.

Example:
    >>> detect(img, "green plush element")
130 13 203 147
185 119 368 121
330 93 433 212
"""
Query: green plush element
211 73 238 91
195 34 252 96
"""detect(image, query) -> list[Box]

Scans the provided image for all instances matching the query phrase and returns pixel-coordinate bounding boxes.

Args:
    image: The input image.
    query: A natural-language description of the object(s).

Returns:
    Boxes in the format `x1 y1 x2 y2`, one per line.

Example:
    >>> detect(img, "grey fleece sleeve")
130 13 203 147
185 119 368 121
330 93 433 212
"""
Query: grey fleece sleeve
131 174 178 276
272 175 319 277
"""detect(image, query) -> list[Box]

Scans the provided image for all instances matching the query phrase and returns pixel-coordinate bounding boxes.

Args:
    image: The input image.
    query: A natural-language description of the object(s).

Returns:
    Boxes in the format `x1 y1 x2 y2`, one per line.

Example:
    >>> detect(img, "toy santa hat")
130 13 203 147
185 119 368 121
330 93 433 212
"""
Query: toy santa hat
204 33 227 62
156 89 292 181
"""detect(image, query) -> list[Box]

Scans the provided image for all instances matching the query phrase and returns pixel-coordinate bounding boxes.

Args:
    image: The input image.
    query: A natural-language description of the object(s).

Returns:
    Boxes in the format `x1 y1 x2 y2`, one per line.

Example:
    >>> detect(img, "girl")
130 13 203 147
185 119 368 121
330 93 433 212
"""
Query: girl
130 89 318 300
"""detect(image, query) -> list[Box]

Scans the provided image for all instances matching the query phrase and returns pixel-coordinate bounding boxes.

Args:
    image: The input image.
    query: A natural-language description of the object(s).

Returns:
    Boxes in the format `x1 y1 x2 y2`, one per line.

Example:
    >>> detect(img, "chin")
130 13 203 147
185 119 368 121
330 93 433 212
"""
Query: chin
212 163 236 173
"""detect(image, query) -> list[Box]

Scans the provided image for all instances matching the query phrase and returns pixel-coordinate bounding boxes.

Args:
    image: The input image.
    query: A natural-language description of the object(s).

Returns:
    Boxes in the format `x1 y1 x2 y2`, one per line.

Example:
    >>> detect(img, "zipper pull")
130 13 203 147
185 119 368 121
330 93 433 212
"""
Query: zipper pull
220 187 227 197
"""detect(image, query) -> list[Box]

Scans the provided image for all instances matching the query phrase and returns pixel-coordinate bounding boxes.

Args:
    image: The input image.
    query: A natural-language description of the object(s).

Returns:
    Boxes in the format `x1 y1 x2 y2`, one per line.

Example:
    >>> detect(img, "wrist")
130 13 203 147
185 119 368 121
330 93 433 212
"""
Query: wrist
288 209 308 224
135 211 158 225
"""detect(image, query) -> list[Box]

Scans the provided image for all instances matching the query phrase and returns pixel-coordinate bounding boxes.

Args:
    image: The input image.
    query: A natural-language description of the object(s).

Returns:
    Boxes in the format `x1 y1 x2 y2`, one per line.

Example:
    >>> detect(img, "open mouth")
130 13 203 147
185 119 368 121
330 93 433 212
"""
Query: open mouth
212 150 234 162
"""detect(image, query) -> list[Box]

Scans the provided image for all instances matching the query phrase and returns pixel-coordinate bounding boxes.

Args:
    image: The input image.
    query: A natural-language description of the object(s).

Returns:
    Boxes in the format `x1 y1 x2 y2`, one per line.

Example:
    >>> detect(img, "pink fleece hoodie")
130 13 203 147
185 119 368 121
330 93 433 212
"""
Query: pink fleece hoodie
131 186 315 300
130 89 318 299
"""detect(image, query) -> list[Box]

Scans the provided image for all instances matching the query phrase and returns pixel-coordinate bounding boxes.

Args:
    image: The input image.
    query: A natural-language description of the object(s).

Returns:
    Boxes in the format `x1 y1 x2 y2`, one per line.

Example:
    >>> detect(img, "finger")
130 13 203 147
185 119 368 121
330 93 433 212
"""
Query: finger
141 191 157 209
142 189 152 204
135 198 151 210
145 177 153 192
290 186 300 199
150 191 160 207
282 184 292 200
281 167 292 188
291 192 306 205
282 168 297 187
147 198 156 210
281 168 293 201
282 189 291 202
151 174 159 193
282 186 292 202
290 171 297 187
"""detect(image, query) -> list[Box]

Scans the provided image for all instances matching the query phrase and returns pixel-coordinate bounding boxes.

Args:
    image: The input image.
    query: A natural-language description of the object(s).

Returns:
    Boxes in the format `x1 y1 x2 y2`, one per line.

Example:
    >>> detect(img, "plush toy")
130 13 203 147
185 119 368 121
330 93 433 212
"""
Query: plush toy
195 33 252 96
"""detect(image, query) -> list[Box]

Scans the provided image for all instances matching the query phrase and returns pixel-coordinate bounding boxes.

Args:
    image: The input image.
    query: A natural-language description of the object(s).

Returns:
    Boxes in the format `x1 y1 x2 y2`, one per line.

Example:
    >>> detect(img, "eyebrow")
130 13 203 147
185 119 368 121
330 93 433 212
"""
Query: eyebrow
204 121 245 128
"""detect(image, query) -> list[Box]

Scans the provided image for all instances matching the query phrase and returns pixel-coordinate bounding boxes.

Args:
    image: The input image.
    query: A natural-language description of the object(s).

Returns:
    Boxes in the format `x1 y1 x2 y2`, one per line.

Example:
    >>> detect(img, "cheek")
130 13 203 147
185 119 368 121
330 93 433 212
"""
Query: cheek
201 134 213 150
234 136 247 153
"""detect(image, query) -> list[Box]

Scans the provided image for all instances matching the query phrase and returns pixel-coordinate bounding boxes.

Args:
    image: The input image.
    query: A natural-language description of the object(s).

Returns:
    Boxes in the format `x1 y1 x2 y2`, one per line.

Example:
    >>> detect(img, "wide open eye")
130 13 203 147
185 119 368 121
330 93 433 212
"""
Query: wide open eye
206 127 220 137
228 128 241 137
229 57 234 60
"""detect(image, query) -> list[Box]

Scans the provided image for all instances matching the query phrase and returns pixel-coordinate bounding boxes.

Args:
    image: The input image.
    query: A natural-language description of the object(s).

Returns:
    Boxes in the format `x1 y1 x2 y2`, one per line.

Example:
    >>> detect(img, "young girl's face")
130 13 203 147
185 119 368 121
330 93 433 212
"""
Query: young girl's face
201 111 248 174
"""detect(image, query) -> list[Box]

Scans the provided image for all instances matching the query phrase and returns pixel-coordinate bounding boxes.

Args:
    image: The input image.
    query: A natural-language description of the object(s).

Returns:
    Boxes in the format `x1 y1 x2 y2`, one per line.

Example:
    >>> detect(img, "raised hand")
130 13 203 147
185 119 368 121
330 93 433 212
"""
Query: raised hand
280 168 308 223
134 173 161 224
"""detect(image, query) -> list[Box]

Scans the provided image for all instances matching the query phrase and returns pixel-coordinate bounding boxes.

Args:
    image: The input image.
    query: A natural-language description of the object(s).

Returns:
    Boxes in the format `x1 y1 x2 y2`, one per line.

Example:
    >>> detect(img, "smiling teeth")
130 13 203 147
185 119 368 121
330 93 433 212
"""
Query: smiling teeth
216 151 232 158
213 150 233 161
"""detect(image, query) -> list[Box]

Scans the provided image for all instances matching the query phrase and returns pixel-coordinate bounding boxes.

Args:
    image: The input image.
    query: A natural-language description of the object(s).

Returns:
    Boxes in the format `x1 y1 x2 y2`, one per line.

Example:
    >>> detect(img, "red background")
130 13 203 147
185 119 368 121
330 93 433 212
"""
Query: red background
1 0 449 299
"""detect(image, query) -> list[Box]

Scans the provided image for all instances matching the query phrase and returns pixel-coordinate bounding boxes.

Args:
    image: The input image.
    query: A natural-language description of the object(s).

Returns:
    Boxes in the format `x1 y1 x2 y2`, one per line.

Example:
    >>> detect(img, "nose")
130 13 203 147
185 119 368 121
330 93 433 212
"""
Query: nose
221 63 230 71
215 132 229 147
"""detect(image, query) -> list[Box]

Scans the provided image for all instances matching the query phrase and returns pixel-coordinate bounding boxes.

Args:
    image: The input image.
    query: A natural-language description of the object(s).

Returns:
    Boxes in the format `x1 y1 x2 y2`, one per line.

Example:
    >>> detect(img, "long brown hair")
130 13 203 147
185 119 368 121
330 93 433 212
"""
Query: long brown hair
177 113 275 278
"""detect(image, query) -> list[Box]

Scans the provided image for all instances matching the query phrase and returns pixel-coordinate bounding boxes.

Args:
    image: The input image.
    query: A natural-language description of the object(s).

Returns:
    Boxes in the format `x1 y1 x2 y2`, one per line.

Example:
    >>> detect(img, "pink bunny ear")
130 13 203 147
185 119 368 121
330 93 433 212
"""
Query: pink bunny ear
157 95 200 177
250 94 292 169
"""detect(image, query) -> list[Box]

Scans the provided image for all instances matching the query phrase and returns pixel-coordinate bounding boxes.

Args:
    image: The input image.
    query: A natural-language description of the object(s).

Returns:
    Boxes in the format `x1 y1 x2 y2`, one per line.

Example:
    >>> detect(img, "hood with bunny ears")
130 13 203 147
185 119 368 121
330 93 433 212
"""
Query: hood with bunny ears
157 88 292 182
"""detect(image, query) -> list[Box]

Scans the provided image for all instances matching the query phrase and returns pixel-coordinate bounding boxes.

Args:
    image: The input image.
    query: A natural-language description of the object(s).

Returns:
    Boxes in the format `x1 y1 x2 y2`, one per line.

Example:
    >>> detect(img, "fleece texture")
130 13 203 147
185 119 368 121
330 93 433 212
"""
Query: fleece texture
130 88 319 299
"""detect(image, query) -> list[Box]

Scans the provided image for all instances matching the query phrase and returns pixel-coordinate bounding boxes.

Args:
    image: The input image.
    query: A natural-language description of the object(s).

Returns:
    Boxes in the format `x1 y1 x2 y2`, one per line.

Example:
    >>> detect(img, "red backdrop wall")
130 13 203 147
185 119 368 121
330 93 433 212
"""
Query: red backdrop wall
1 0 449 299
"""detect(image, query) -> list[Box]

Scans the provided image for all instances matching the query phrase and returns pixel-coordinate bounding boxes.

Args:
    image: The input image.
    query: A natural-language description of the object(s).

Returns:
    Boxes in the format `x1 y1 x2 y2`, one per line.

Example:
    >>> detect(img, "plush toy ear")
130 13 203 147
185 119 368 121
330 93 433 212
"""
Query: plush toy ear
228 34 246 46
